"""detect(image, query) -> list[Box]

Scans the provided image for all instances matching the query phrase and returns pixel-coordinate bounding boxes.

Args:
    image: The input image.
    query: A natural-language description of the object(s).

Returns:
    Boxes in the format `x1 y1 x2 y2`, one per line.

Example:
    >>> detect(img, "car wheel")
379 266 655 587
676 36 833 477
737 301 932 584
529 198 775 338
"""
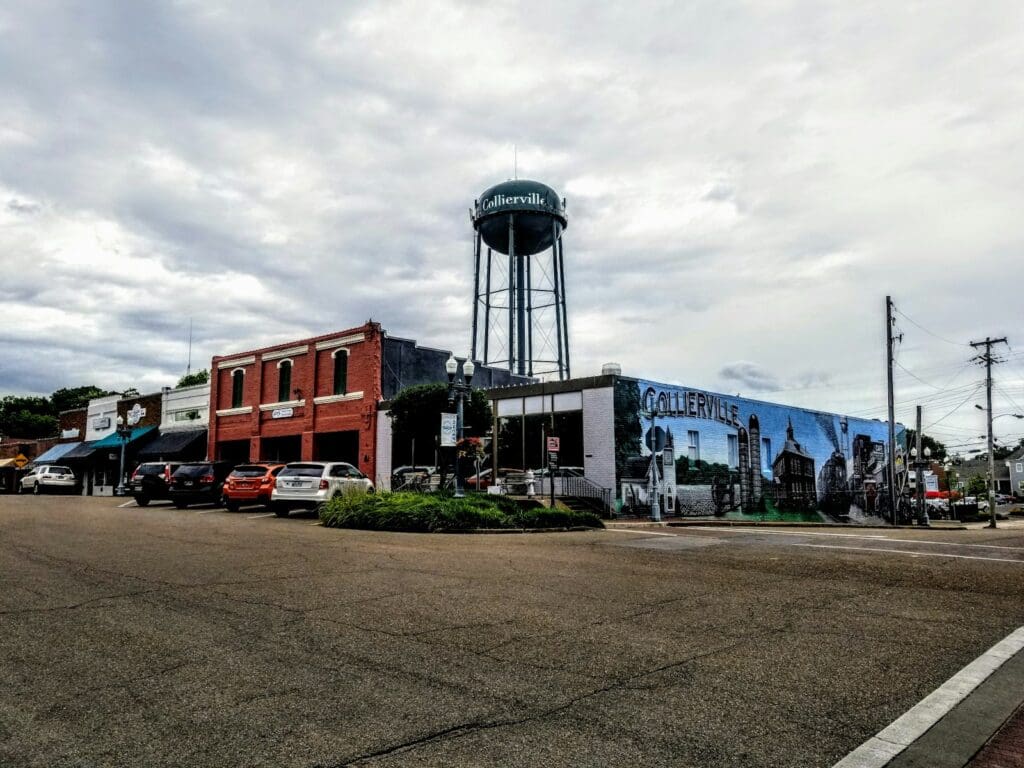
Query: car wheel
135 496 150 507
32 482 41 495
225 500 240 512
173 500 189 509
272 503 289 518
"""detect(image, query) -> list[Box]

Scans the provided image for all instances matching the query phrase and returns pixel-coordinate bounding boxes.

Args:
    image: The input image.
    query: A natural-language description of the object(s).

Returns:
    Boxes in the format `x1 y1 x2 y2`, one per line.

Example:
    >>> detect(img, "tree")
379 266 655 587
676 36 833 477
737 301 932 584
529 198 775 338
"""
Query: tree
903 430 948 462
966 475 988 497
177 369 210 388
388 383 492 466
0 396 57 438
50 385 115 413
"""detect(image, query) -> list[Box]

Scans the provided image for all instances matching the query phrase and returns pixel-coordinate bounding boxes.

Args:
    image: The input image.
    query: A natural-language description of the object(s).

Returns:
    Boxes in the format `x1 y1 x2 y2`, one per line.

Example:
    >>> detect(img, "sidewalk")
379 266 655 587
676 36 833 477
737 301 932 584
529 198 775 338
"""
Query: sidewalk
968 703 1024 767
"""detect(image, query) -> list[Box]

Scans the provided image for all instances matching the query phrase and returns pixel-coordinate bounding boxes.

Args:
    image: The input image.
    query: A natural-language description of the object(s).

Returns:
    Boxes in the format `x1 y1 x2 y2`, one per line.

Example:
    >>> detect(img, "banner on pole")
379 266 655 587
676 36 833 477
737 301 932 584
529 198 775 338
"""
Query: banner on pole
440 413 457 447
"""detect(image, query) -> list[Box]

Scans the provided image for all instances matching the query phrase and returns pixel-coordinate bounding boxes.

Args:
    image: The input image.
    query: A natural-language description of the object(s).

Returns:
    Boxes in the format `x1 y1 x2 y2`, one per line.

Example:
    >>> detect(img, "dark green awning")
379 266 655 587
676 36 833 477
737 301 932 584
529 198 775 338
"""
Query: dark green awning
91 425 157 449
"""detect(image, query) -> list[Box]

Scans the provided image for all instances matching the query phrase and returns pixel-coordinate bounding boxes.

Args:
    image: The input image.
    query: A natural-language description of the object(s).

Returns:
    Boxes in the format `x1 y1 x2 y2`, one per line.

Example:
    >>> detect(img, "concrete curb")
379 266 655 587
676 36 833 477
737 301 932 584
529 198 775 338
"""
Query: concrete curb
604 520 968 531
833 626 1024 768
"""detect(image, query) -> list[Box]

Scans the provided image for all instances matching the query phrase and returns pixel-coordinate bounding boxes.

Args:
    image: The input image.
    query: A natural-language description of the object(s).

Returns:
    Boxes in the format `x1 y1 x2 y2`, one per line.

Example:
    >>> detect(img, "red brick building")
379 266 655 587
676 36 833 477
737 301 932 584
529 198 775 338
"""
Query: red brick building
207 321 524 483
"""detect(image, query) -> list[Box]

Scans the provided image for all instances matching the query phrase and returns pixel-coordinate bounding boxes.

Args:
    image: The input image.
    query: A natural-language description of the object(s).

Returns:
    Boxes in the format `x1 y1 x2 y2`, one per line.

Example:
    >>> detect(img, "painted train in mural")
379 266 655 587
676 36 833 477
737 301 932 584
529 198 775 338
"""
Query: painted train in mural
615 379 905 524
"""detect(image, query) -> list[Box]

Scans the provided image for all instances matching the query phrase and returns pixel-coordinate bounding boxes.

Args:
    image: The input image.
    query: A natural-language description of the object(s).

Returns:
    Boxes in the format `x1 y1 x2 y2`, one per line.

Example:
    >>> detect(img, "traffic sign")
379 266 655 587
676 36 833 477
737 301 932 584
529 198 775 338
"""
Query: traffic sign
546 436 560 452
13 454 28 469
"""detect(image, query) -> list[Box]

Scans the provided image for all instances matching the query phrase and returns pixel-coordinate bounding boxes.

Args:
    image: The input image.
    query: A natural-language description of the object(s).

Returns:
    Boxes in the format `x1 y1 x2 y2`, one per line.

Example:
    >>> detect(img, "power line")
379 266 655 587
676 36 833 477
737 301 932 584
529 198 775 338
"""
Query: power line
922 384 984 431
893 306 971 348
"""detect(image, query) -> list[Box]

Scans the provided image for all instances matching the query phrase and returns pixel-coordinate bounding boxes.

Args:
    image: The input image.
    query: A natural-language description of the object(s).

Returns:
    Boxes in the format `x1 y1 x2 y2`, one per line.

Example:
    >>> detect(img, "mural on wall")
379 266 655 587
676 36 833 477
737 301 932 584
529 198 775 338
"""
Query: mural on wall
614 378 906 524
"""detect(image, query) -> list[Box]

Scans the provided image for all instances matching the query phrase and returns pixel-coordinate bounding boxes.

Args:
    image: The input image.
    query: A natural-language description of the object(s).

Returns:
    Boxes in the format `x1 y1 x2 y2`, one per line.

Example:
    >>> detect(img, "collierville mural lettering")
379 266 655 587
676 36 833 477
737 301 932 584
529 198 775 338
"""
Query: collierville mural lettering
642 386 740 427
479 192 551 211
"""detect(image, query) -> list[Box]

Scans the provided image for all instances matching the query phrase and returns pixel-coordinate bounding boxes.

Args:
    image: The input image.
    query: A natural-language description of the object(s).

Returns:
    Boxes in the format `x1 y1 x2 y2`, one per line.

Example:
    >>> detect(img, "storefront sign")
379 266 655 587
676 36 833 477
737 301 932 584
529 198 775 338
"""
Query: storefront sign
642 385 740 427
61 428 80 439
440 413 457 447
126 403 146 426
92 416 111 430
271 407 294 419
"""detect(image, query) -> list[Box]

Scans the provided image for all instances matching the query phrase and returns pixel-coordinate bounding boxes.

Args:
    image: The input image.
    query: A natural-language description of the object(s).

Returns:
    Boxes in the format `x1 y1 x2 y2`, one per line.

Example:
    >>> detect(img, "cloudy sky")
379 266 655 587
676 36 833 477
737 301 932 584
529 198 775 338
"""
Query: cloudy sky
2 1 1022 454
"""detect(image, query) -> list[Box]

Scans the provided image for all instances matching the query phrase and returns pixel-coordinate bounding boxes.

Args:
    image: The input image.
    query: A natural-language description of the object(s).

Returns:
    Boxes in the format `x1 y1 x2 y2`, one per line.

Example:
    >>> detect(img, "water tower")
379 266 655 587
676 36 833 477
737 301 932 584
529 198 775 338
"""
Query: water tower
470 179 570 380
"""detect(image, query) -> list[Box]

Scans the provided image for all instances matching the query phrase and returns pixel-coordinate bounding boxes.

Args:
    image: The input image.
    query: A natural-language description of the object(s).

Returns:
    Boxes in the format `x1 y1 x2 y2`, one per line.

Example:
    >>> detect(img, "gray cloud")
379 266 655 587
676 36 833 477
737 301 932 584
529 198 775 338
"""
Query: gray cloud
0 1 1021 442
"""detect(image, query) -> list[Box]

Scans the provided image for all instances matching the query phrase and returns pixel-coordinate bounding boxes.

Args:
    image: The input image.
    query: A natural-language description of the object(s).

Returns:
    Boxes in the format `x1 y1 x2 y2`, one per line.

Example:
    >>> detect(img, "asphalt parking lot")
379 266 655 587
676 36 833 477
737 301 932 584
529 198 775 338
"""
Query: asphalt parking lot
2 496 1024 768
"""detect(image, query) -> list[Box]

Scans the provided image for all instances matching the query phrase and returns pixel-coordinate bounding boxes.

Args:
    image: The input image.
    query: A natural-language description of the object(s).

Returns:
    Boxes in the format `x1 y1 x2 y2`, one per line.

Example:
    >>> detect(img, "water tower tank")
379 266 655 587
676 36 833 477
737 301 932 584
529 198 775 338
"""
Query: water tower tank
474 180 567 256
470 180 570 380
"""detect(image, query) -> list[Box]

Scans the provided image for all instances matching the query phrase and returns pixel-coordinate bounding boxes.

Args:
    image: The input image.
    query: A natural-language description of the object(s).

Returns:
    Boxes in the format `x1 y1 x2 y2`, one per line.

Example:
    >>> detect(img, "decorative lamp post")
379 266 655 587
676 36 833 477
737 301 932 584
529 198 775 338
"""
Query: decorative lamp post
649 403 661 522
446 355 475 499
114 415 132 497
943 459 956 520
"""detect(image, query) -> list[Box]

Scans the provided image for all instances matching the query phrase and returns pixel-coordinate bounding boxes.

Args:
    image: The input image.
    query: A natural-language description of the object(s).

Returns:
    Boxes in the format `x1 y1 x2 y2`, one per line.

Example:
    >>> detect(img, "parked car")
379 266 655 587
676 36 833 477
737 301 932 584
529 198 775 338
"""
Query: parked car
994 493 1014 505
129 461 183 506
167 461 234 509
19 465 75 495
271 462 373 516
222 463 285 511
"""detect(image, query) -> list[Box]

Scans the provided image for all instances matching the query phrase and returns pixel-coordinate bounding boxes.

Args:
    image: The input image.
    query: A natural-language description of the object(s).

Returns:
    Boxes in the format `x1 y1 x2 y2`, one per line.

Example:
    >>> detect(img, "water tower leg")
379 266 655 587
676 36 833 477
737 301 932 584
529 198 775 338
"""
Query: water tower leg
507 216 515 372
514 225 527 377
484 247 492 366
526 254 534 377
552 221 565 380
471 231 481 362
557 233 570 378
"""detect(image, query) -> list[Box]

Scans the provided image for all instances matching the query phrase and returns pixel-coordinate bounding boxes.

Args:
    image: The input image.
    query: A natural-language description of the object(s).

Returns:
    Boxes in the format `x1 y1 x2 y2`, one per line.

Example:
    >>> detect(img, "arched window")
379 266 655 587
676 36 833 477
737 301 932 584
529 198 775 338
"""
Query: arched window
278 359 292 403
333 350 348 395
231 369 245 408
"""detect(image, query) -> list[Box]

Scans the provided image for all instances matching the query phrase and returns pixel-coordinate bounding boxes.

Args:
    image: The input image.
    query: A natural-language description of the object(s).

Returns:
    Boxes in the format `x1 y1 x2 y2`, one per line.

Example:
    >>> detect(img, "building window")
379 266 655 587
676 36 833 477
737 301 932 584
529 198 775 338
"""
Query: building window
278 360 292 403
727 434 739 468
1017 463 1023 473
761 438 772 472
687 430 700 462
333 350 348 395
231 369 245 408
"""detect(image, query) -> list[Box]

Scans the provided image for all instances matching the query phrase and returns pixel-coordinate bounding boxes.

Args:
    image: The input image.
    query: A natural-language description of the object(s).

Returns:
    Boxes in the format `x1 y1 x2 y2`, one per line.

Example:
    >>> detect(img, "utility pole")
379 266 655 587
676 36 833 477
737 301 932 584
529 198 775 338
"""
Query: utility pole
970 336 1008 529
886 296 898 525
915 405 924 523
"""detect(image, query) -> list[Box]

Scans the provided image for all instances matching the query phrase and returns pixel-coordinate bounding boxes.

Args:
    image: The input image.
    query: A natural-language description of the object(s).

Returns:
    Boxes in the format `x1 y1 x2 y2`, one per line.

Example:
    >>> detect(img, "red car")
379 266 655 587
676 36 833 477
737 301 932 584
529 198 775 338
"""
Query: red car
222 463 285 511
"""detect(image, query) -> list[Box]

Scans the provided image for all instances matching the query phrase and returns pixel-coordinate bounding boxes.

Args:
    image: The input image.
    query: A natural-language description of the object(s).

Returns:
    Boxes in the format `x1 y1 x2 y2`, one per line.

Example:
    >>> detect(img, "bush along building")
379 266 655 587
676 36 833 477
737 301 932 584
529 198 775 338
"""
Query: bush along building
208 321 525 485
486 370 906 524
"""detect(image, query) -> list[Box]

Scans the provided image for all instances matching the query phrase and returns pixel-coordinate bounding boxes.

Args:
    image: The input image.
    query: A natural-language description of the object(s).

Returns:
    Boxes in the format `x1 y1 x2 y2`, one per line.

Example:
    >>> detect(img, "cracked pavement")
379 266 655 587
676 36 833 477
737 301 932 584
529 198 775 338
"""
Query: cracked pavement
2 497 1023 767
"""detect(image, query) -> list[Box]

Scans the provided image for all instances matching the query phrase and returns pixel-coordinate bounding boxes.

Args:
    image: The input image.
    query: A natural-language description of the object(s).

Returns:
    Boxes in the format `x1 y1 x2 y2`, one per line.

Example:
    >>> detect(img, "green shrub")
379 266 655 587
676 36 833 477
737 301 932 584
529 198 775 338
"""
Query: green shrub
319 491 604 532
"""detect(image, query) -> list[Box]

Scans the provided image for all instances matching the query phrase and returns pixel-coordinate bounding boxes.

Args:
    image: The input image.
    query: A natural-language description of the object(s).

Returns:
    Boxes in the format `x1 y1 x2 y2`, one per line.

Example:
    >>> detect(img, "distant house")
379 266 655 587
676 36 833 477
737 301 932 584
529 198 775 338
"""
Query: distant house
958 454 1013 495
1006 449 1024 497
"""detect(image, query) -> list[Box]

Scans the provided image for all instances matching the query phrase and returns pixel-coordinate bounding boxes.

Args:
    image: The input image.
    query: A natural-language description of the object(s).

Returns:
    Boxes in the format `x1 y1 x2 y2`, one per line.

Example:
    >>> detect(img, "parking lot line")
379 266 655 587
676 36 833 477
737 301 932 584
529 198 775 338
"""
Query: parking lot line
307 521 322 526
695 527 1024 551
247 512 275 519
195 510 215 515
605 529 680 537
117 501 136 508
792 543 1024 564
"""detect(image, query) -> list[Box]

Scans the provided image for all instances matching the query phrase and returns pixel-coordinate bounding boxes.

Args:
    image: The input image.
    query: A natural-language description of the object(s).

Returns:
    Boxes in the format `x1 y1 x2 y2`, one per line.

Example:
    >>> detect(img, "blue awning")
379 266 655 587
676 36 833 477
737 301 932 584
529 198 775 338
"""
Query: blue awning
32 442 81 464
92 425 157 449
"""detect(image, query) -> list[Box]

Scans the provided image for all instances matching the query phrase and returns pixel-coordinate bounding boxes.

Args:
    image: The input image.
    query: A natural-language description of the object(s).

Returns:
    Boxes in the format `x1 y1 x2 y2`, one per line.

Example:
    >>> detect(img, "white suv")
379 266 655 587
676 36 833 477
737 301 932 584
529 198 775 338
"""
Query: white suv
270 462 373 516
20 465 76 495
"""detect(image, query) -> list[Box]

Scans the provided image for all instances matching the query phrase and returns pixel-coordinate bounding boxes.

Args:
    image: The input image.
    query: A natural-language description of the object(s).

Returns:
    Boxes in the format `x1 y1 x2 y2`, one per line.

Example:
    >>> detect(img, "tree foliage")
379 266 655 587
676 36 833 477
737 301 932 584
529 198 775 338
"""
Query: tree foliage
177 369 210 388
388 383 491 465
966 475 989 497
0 396 58 438
50 385 115 413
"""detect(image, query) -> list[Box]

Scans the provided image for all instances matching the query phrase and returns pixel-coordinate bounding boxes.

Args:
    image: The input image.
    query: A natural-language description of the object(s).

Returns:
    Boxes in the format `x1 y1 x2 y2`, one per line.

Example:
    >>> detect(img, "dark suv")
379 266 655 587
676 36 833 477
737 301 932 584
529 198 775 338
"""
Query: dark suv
167 462 234 509
129 462 183 506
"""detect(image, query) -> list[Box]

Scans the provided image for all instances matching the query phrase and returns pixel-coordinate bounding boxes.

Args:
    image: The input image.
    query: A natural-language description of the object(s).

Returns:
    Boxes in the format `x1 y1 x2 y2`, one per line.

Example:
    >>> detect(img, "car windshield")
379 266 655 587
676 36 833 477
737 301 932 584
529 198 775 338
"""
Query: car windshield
279 464 325 478
136 464 168 476
174 464 212 478
231 465 269 478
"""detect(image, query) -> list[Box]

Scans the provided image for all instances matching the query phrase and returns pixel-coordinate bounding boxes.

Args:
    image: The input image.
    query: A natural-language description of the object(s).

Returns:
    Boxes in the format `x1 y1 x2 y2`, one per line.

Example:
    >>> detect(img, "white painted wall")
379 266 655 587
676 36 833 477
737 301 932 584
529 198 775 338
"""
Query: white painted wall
582 386 616 493
161 384 211 430
84 395 119 442
375 409 393 490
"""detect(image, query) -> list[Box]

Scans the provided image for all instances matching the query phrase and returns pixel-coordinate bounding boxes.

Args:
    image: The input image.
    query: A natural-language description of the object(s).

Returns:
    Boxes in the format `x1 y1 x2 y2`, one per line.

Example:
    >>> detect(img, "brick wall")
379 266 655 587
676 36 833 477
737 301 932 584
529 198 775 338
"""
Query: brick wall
207 322 384 477
58 408 87 442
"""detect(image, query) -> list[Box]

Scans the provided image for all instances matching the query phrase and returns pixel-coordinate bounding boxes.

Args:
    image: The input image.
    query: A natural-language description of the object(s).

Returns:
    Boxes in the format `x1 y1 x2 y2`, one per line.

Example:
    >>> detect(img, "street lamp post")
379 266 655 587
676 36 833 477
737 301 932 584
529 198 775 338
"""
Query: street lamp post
649 404 661 522
446 355 475 499
943 459 957 520
114 415 132 497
